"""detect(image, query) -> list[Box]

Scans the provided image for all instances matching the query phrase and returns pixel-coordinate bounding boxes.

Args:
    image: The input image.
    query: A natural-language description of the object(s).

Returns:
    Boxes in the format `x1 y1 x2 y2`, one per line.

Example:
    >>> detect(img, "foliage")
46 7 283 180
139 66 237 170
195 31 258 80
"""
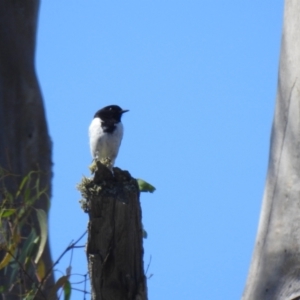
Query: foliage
0 168 49 296
0 168 85 299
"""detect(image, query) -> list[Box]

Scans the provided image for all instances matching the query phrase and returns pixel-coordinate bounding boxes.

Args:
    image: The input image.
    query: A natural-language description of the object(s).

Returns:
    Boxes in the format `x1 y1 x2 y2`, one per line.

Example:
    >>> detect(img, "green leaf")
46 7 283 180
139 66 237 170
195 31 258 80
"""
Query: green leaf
3 191 13 204
18 228 37 265
64 280 72 300
48 276 68 300
0 209 16 218
35 258 46 282
137 179 156 193
0 240 17 269
35 177 40 193
24 188 31 203
34 209 48 264
15 174 30 198
23 293 35 300
143 229 148 239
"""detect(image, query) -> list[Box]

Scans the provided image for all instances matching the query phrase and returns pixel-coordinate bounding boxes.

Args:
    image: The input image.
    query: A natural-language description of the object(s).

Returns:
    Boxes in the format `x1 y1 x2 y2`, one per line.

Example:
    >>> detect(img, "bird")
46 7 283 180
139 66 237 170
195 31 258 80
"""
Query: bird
89 105 129 167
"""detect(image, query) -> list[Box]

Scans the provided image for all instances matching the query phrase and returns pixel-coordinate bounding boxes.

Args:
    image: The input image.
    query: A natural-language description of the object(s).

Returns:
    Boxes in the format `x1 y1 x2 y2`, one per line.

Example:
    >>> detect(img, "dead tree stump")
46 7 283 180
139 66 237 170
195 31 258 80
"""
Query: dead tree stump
79 162 148 300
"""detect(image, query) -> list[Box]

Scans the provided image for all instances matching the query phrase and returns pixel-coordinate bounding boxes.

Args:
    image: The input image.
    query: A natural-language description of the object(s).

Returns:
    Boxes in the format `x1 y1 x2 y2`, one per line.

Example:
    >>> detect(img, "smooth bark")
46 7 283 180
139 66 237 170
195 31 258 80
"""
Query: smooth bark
0 0 54 298
242 1 300 299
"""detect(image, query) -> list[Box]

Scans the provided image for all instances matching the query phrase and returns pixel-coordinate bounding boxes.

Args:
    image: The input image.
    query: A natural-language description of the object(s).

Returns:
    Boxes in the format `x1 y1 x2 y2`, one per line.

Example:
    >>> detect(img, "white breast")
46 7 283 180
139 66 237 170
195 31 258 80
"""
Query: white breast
89 118 124 166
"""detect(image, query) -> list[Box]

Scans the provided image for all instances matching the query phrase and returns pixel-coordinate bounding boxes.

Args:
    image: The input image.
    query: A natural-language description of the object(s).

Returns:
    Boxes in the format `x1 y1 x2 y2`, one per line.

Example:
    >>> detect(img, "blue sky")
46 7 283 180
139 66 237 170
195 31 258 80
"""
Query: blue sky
36 1 284 299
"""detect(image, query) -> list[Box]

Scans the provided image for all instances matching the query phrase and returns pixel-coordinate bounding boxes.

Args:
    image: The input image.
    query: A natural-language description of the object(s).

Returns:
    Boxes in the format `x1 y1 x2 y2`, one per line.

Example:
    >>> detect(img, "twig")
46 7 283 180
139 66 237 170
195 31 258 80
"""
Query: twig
38 230 87 291
71 286 91 294
84 273 88 300
145 255 152 275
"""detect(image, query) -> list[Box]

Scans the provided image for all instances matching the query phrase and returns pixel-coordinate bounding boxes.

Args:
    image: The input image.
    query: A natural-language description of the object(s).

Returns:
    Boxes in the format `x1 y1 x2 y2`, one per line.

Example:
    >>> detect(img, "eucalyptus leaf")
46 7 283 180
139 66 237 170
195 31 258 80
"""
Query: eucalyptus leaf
143 229 148 239
137 179 156 193
0 209 16 218
63 280 71 300
34 209 48 264
18 228 37 265
15 174 30 198
48 276 68 300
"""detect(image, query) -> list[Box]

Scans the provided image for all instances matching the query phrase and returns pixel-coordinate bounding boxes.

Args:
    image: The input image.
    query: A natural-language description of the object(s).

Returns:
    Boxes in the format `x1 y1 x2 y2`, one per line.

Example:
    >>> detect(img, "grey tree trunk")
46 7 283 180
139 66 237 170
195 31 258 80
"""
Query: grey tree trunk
0 0 54 298
81 163 148 300
242 1 300 299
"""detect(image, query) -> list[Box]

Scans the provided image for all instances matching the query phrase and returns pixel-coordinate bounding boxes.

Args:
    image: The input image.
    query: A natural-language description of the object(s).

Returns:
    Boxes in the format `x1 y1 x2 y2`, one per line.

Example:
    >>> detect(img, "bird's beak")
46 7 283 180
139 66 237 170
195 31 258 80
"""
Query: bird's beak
122 109 129 114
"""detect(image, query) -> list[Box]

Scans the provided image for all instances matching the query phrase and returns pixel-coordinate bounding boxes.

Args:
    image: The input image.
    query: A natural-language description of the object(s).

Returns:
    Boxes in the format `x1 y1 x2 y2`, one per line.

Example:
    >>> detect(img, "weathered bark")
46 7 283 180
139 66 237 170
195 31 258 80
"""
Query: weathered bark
242 1 300 299
83 163 147 300
0 0 54 298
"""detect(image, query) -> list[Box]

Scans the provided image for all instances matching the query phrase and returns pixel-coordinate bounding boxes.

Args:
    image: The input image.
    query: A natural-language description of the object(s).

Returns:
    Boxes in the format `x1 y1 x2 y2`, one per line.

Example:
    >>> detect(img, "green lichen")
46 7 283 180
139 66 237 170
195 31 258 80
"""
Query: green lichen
77 176 104 213
89 158 113 174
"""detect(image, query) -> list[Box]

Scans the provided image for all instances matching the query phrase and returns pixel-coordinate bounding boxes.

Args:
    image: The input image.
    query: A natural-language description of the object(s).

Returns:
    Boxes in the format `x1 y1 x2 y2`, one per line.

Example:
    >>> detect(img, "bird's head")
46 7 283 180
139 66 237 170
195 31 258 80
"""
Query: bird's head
95 105 129 122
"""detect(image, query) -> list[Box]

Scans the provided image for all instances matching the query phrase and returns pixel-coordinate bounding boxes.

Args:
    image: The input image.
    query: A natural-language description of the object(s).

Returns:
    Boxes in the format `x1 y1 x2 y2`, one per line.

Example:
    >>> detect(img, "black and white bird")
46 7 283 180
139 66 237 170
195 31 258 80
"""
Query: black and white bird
89 105 129 166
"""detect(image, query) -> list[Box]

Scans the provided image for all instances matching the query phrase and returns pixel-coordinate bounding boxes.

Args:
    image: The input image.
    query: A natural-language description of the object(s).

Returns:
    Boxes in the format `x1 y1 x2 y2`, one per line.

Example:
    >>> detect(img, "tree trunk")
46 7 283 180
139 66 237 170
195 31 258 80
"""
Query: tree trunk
81 163 147 300
242 1 300 299
0 0 54 298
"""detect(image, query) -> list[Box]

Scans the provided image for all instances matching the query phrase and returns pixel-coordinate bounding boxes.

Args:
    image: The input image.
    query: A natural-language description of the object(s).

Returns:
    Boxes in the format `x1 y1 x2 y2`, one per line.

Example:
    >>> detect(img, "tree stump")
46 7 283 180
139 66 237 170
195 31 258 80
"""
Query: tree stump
79 162 147 300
